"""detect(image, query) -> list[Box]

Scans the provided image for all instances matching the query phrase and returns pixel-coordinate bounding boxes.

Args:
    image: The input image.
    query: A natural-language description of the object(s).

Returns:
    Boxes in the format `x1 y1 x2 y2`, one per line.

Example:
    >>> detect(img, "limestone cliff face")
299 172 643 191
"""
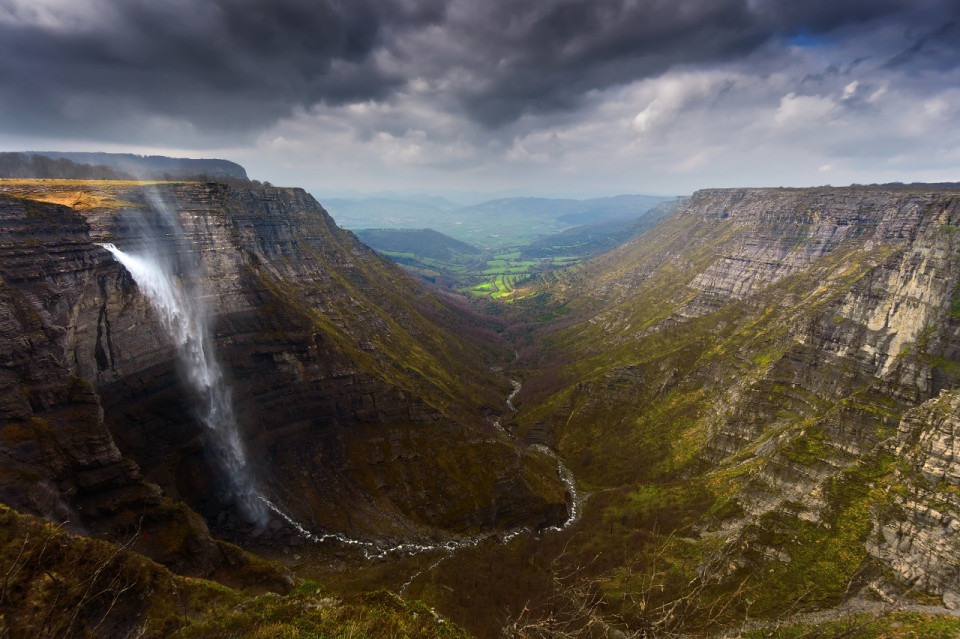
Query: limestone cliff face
0 194 291 588
0 182 567 560
698 189 959 458
697 189 960 609
868 390 960 608
680 189 935 320
0 195 153 523
522 185 960 610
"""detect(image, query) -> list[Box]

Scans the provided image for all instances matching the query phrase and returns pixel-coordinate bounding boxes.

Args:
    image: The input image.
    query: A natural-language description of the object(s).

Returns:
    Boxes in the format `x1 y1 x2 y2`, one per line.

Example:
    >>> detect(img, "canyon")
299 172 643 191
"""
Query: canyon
1 178 960 637
0 180 567 632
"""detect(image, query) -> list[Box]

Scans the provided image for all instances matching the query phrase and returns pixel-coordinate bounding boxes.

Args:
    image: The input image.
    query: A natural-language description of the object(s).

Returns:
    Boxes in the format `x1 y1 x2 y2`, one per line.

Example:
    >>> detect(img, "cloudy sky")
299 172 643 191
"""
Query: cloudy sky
1 0 959 197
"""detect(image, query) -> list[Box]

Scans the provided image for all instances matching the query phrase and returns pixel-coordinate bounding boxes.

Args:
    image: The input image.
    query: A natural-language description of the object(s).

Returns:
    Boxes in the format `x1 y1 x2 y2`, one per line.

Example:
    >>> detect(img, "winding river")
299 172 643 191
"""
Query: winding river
265 379 581 567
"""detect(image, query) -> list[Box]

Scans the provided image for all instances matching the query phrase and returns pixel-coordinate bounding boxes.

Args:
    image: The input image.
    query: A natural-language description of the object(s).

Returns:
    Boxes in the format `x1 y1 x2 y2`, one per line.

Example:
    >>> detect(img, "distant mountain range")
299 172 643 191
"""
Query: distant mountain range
354 228 482 263
350 198 680 299
519 199 680 259
321 193 672 248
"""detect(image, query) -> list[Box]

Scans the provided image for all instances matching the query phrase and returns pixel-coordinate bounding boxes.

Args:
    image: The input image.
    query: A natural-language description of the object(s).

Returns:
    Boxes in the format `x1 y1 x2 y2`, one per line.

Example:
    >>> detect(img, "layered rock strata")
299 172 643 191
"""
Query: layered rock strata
0 183 567 566
523 186 960 610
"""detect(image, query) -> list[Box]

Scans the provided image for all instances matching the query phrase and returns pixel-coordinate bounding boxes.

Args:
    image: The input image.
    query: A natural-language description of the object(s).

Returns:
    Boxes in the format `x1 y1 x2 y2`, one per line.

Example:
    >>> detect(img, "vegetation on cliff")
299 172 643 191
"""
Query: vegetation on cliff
3 179 960 638
460 186 960 636
3 178 570 528
0 503 466 638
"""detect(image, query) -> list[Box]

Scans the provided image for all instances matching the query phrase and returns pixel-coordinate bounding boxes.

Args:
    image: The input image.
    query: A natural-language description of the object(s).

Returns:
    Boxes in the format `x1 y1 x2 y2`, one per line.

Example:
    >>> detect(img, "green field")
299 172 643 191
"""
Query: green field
469 272 530 299
464 249 562 299
371 242 602 301
353 206 677 301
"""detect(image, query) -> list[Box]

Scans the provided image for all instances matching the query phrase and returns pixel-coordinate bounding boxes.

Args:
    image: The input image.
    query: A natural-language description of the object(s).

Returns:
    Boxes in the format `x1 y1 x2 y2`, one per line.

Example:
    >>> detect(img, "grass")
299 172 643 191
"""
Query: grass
477 194 959 635
0 178 183 186
358 216 639 303
782 425 831 464
742 612 960 638
467 261 537 298
176 583 469 639
0 504 471 639
0 503 243 638
0 177 191 210
9 178 960 638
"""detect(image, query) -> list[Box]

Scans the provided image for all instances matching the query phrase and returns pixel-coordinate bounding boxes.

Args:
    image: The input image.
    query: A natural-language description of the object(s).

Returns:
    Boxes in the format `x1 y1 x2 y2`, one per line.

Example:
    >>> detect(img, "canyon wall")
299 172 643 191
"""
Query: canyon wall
0 182 567 570
520 186 960 613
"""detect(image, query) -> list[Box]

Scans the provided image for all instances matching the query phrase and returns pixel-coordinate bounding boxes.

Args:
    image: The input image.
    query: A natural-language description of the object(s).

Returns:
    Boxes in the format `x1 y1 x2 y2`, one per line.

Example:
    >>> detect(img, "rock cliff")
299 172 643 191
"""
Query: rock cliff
515 185 960 620
0 192 290 588
0 181 567 571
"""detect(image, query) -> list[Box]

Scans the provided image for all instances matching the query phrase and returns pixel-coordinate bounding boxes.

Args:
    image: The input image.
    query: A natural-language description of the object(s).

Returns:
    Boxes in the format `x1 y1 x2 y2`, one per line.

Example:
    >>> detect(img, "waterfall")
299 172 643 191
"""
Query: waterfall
102 238 267 525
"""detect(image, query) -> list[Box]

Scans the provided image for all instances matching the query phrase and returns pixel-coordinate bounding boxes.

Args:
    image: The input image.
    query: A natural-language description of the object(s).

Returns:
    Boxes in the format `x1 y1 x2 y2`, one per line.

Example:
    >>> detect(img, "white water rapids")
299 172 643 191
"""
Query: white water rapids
102 242 267 524
505 379 522 412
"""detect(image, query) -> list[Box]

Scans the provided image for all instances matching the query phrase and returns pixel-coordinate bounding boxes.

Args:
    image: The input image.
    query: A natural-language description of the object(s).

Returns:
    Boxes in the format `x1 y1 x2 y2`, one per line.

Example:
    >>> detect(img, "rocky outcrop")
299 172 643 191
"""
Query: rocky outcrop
0 194 155 524
1 151 249 180
674 190 918 321
868 390 960 608
692 190 960 607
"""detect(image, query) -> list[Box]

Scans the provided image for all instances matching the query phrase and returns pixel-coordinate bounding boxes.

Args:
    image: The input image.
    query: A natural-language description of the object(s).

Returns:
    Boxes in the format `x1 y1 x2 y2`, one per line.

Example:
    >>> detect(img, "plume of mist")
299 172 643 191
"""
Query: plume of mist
104 186 266 525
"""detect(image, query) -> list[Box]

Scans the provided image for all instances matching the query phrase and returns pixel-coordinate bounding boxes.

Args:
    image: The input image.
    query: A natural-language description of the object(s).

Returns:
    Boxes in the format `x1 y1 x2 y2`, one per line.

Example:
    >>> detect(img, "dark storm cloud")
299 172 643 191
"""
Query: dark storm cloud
0 0 443 141
440 0 959 125
884 19 960 70
0 0 957 144
441 0 767 125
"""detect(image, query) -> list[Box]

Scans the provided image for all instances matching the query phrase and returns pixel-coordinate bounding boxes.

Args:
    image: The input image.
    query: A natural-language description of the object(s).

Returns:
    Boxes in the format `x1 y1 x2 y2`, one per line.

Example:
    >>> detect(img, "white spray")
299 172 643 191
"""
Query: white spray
102 196 266 524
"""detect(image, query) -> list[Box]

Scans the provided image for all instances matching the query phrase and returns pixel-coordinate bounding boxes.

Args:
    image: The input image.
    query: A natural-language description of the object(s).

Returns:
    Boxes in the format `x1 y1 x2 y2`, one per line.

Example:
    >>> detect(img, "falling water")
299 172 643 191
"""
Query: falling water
103 242 267 524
